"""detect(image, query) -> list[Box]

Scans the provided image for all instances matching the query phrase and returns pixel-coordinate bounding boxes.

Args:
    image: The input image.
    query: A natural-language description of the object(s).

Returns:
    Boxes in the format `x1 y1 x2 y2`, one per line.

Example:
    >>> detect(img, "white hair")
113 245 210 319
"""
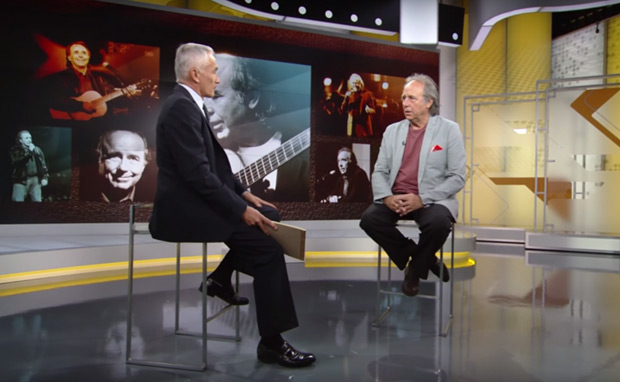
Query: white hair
174 43 214 82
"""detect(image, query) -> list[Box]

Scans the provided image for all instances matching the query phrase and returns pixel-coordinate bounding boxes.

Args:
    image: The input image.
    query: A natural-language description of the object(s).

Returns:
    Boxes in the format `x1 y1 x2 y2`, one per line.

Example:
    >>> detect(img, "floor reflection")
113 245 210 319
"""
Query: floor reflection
1 254 620 381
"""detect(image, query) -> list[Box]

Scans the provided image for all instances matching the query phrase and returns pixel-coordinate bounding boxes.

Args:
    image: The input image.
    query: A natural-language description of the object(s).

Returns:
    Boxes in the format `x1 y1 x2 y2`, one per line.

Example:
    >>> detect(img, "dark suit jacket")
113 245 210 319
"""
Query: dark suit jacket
149 85 248 242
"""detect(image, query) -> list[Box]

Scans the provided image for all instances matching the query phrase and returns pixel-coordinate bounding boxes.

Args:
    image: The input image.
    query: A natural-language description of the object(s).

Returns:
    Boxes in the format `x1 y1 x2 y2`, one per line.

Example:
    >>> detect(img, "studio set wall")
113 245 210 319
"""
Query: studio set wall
0 0 438 224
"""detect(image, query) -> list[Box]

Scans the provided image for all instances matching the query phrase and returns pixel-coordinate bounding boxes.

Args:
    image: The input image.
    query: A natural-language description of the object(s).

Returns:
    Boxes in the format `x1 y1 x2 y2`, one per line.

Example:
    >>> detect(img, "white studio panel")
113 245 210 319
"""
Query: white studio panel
400 0 438 44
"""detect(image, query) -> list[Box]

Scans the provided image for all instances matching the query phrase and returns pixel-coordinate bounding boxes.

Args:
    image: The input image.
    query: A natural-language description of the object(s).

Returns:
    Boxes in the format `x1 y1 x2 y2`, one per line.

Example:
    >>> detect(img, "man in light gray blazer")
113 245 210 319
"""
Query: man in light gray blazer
359 73 466 297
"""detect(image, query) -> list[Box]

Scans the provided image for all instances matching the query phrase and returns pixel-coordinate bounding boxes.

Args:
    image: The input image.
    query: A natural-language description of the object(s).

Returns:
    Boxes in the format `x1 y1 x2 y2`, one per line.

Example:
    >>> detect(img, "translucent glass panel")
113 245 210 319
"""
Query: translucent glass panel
465 99 545 230
544 86 620 234
465 84 620 235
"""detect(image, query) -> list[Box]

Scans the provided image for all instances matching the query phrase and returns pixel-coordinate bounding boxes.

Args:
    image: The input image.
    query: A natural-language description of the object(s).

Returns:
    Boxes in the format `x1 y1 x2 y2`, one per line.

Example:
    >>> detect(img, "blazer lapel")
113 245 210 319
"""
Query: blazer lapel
418 116 437 182
393 120 409 170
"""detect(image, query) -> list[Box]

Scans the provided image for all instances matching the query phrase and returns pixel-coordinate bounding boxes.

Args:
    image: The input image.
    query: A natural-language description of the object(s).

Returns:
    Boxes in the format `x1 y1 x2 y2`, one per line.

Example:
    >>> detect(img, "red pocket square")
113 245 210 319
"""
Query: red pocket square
431 144 443 152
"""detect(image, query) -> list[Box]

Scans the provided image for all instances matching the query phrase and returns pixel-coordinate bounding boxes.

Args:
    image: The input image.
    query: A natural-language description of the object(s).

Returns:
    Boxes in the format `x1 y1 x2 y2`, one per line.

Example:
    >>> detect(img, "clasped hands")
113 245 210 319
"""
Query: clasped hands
241 191 278 235
383 193 424 216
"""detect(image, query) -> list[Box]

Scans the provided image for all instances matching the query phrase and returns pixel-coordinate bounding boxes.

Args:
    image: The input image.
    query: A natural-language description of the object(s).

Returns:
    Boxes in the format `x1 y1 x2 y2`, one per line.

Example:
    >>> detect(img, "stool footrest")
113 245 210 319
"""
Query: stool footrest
126 358 206 372
175 330 241 342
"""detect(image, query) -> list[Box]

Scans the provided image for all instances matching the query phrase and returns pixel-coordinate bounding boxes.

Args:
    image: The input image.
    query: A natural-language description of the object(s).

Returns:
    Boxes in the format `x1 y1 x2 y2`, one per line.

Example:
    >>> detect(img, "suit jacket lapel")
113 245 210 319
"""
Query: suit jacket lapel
175 85 231 176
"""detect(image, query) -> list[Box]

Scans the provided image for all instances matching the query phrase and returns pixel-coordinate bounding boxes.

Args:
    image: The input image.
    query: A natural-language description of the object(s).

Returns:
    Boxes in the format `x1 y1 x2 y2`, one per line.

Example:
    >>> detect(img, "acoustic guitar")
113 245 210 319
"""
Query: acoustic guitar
49 79 151 121
235 127 310 189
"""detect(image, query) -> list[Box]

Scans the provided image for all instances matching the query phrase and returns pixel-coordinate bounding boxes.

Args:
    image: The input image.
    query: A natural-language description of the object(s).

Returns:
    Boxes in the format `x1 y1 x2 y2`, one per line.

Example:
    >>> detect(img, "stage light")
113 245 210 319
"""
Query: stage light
212 0 400 36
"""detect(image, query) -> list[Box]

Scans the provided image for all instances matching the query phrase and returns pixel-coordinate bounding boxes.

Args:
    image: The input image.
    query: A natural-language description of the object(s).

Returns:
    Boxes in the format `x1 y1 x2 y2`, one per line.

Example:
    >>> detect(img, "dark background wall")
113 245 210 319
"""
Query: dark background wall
0 0 438 223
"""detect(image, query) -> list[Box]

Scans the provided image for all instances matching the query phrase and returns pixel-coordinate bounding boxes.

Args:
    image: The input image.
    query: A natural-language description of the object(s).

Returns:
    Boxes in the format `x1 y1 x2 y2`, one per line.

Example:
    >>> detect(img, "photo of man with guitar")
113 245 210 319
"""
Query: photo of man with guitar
41 40 157 122
204 54 311 202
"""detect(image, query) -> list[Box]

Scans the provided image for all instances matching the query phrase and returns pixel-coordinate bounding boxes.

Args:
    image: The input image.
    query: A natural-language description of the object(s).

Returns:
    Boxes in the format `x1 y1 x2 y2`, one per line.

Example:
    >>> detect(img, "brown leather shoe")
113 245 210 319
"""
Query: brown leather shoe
401 264 420 296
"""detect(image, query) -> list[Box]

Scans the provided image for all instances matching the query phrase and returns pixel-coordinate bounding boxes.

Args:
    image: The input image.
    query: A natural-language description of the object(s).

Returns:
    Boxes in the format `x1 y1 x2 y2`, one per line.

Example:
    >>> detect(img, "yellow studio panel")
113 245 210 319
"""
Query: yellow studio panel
457 17 507 126
607 15 620 82
507 13 552 93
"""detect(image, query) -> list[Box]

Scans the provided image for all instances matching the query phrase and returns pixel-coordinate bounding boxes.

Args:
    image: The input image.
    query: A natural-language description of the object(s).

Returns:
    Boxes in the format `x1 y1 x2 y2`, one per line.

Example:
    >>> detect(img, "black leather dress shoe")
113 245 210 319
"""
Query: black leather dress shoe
198 278 249 306
257 341 316 368
401 264 420 297
430 261 450 282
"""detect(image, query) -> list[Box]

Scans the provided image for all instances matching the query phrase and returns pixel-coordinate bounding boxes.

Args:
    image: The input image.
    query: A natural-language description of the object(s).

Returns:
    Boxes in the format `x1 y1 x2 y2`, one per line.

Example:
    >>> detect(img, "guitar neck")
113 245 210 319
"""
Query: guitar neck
236 128 310 187
93 80 147 108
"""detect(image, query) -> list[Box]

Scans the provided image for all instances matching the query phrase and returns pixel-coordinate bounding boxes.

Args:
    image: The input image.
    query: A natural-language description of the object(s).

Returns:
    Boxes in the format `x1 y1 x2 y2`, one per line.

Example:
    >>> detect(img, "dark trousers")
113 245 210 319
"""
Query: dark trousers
359 203 453 279
212 204 298 337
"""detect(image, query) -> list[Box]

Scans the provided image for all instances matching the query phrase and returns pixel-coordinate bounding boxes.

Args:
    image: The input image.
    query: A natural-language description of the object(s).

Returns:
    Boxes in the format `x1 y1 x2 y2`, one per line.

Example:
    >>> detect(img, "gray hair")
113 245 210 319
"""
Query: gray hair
217 54 275 122
174 43 214 82
404 73 439 116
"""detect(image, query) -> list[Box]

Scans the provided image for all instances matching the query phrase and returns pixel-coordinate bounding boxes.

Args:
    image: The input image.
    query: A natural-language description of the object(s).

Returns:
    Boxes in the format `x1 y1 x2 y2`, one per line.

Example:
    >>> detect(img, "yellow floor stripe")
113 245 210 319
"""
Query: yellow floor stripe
0 251 474 297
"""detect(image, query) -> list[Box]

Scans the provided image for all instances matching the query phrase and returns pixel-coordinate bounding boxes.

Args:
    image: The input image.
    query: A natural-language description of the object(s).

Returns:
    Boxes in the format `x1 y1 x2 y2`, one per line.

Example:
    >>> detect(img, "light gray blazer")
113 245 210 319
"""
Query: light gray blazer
371 115 466 220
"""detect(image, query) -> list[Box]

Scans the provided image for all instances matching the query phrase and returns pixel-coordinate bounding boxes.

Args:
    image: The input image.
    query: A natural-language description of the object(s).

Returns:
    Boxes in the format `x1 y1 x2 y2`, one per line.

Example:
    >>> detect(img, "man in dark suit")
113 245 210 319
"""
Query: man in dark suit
149 43 315 368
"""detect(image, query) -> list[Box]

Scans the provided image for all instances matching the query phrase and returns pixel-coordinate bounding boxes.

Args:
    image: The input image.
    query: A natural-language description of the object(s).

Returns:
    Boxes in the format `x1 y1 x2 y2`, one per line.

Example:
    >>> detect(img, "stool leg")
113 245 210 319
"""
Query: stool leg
371 245 392 327
439 223 455 337
174 243 181 333
201 243 208 366
234 270 241 341
126 205 136 364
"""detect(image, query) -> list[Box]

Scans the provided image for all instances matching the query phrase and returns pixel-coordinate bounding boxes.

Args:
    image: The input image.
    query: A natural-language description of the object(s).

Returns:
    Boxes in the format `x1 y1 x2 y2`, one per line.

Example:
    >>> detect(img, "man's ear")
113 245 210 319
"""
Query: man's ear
190 68 200 83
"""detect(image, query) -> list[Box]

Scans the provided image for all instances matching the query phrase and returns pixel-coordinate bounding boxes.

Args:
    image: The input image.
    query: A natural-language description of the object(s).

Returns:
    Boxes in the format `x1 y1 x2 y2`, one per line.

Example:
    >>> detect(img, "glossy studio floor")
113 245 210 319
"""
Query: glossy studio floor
1 227 620 382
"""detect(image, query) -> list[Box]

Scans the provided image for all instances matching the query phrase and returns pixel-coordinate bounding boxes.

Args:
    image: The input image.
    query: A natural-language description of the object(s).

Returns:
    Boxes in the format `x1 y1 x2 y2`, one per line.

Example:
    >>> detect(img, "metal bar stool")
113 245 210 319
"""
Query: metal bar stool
125 203 241 371
371 221 455 337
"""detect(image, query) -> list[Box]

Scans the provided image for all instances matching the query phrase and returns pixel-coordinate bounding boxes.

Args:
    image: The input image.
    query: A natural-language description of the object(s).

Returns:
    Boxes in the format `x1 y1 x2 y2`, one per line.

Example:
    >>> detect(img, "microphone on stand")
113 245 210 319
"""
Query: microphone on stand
102 62 126 86
320 170 337 182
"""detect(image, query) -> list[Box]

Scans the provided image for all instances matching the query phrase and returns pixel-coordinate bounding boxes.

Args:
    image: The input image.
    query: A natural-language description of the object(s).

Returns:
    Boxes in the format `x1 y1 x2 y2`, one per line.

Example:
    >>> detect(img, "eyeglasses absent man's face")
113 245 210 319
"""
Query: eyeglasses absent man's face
67 44 90 69
337 151 352 175
101 131 147 190
401 80 431 122
197 53 219 99
204 59 260 140
19 132 32 146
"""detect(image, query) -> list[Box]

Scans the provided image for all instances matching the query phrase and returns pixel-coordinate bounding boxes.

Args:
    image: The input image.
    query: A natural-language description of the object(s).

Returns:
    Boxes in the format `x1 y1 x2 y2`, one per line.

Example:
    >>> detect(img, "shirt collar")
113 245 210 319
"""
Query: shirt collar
178 83 205 112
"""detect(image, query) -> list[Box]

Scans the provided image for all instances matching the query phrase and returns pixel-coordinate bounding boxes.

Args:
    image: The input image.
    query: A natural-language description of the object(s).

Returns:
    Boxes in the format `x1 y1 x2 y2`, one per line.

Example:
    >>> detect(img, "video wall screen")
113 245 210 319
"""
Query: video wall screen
0 0 438 223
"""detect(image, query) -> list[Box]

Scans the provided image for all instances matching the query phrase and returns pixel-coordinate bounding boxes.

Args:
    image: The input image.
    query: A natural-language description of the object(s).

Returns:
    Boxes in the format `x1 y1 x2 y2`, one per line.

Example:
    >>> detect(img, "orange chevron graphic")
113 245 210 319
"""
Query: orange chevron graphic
489 177 572 202
570 88 620 147
489 177 572 220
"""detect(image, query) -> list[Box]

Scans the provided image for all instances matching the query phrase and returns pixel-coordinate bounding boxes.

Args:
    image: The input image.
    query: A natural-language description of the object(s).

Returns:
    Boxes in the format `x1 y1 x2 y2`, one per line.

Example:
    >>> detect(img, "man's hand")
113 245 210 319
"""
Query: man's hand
82 101 96 113
241 206 277 235
243 190 277 210
383 193 424 216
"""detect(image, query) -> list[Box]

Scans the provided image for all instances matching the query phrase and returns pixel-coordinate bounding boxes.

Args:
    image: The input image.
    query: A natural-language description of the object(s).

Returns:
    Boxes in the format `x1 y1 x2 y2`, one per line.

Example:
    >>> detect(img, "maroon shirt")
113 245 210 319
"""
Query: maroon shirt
392 125 426 195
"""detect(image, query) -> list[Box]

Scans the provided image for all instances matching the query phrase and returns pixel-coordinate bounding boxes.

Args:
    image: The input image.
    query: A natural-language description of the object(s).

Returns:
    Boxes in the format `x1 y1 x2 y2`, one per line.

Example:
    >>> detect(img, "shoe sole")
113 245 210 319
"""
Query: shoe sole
257 353 315 368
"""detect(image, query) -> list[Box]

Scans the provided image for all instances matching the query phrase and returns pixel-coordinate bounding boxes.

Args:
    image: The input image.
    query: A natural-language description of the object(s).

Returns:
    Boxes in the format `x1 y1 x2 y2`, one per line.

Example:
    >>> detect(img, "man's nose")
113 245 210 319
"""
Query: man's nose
118 158 131 171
